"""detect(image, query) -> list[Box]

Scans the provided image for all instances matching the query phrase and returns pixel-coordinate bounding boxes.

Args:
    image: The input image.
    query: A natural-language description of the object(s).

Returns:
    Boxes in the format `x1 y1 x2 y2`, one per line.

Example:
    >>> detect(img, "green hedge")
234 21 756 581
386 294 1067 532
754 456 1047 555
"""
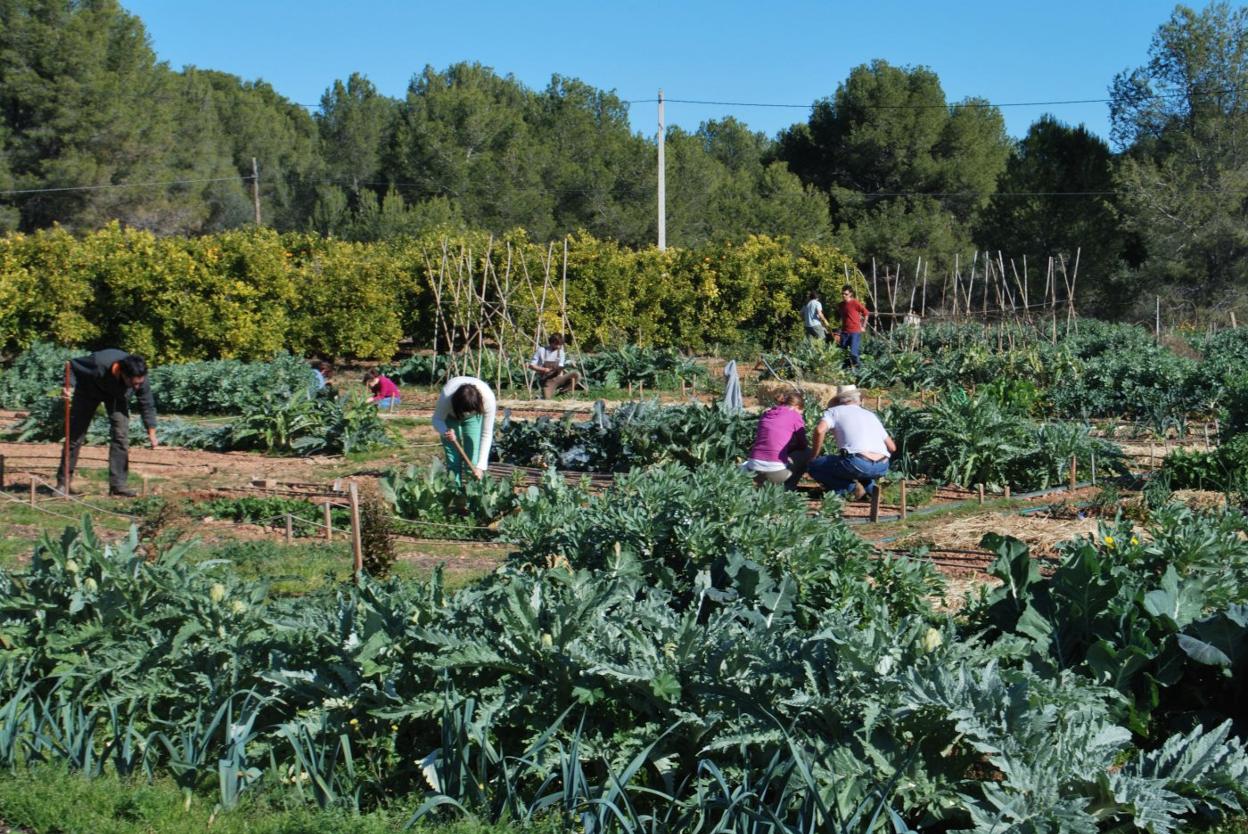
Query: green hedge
0 224 861 362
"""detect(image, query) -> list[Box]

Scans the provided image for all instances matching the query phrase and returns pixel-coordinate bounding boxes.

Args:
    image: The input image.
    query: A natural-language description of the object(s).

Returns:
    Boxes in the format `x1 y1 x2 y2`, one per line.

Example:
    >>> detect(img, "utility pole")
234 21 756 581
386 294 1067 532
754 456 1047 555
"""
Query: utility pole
657 90 666 251
251 157 261 225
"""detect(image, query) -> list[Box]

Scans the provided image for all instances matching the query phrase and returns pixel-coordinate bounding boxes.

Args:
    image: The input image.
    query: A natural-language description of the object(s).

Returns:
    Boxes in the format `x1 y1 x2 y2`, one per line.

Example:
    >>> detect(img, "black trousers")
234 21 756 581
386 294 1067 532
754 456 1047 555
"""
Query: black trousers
58 390 131 490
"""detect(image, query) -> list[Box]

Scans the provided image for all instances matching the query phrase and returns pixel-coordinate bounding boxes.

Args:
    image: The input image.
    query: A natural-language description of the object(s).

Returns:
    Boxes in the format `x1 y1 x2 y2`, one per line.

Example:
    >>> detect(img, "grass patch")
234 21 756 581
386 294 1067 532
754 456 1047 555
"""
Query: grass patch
878 480 937 508
0 764 561 833
188 539 454 595
187 539 501 596
0 491 134 569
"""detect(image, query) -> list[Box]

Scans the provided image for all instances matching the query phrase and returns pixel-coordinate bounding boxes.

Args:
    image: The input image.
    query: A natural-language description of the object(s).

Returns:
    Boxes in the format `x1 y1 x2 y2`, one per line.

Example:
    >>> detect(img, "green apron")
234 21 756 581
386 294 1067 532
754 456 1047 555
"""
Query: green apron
442 413 483 484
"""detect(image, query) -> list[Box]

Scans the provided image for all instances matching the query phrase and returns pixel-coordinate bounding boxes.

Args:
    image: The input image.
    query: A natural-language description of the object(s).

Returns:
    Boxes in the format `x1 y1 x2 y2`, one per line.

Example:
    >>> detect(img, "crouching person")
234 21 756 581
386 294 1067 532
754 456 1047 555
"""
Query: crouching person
741 391 811 490
807 385 894 498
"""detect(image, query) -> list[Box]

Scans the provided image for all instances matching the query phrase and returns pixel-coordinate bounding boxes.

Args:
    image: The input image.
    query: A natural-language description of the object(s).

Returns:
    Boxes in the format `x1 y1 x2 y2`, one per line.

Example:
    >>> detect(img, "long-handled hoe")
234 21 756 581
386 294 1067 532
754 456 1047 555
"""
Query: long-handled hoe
445 431 483 482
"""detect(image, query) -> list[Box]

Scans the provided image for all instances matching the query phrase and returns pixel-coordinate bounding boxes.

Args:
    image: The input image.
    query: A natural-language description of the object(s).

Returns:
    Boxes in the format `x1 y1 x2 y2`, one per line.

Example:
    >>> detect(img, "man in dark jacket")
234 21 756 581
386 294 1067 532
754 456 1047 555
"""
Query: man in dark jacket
57 350 159 497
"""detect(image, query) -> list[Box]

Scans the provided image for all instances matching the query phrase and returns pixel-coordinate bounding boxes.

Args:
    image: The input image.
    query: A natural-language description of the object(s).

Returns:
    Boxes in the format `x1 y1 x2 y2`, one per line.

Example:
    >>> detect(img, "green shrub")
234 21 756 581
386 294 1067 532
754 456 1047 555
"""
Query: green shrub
1161 435 1248 494
0 341 76 408
149 354 316 414
495 400 758 472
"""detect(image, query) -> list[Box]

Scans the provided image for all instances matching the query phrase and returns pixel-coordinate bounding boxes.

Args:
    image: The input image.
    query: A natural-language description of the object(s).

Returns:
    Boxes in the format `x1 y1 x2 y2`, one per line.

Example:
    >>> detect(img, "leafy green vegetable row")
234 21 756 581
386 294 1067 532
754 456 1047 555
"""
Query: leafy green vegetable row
0 465 1245 830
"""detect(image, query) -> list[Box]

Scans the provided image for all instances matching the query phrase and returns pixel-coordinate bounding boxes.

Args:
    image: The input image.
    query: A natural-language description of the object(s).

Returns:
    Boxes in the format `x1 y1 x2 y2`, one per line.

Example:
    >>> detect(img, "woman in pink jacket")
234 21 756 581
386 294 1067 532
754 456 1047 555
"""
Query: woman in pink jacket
740 390 811 490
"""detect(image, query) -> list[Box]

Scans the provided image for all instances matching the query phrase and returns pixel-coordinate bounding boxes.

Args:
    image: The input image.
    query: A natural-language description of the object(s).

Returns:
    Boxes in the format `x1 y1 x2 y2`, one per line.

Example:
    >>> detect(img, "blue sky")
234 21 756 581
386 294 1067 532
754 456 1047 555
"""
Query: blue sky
123 0 1185 145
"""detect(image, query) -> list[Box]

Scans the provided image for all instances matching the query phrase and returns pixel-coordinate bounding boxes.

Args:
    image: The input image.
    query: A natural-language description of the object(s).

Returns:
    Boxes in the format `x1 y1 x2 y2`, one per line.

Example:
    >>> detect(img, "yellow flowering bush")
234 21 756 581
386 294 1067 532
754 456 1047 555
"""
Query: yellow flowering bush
0 226 858 357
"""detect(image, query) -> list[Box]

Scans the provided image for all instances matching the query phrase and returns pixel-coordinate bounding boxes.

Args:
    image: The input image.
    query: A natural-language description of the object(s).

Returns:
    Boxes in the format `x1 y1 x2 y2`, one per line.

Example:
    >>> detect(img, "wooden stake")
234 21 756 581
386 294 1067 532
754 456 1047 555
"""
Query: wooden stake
1004 484 1011 499
899 480 908 520
30 477 36 507
0 454 5 489
977 484 985 505
323 502 333 541
1232 311 1238 328
1069 455 1077 491
285 514 294 543
869 488 880 522
1204 424 1211 450
349 482 363 584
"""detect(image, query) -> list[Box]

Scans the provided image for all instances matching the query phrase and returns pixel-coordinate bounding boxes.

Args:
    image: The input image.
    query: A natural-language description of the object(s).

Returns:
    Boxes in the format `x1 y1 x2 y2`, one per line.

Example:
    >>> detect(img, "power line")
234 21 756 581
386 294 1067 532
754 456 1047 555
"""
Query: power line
625 84 1248 111
0 175 252 197
635 96 1110 109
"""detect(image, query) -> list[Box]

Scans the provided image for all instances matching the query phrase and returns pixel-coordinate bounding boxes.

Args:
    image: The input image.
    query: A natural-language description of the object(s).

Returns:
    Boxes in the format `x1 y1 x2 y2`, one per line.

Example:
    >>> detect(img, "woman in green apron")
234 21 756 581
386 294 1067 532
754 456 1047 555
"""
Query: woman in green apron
431 376 497 482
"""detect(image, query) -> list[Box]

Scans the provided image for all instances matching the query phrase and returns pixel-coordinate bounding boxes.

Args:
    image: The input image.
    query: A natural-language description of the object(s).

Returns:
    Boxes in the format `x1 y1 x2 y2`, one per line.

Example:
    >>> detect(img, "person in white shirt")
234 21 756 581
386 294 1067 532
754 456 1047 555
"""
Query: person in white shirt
807 385 895 498
431 376 496 482
802 290 830 341
528 333 580 398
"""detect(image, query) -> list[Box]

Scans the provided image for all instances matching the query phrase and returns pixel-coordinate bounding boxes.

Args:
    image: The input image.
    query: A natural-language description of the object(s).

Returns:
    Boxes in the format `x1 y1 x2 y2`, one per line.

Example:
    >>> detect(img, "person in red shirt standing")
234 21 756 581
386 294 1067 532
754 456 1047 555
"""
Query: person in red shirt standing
836 285 870 368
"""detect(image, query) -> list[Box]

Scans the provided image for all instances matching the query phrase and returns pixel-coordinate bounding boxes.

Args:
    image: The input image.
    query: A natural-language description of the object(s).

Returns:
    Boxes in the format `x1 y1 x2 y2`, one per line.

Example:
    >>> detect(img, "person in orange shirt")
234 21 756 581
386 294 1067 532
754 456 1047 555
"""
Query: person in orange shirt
836 285 870 368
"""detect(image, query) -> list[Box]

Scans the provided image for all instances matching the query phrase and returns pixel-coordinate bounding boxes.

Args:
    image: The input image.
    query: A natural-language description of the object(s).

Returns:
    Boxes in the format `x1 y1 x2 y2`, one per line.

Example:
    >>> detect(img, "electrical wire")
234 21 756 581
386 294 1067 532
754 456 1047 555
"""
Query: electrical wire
0 175 252 197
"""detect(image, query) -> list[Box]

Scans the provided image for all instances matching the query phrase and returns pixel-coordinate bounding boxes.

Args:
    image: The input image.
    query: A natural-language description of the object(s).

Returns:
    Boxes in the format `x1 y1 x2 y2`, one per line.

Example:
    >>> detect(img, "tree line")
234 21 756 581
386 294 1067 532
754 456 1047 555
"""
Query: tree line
2 0 1246 322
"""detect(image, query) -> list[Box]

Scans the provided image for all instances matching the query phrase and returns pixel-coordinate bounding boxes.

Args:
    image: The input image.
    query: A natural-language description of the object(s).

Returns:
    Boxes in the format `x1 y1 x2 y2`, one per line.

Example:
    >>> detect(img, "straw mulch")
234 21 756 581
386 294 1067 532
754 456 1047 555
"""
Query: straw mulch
891 511 1104 557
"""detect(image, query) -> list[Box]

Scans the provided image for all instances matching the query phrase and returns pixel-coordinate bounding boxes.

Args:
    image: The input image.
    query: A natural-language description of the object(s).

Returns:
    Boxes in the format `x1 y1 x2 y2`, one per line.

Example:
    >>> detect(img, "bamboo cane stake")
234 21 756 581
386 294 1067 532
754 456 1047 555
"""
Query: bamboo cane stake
940 264 949 315
1020 254 1028 314
998 251 1015 313
965 253 976 319
921 259 929 317
1069 247 1081 334
1010 257 1026 315
62 361 71 498
909 258 920 313
872 258 879 319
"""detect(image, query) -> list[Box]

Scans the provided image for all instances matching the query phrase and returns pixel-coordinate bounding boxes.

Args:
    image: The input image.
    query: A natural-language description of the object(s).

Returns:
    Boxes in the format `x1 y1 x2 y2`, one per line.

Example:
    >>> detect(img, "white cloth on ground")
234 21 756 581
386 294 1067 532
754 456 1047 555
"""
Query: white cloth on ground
722 360 743 413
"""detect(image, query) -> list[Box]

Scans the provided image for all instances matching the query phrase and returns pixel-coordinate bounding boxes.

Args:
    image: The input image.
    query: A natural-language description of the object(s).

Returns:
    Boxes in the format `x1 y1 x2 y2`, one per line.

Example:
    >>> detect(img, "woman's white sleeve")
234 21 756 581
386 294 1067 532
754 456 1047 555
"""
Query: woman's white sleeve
431 386 452 435
476 381 497 467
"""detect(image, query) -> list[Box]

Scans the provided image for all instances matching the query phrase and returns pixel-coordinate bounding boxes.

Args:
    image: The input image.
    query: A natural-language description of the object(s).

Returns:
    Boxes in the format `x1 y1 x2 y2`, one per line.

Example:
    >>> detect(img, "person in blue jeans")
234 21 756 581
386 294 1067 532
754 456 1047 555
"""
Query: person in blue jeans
807 385 896 498
836 285 870 368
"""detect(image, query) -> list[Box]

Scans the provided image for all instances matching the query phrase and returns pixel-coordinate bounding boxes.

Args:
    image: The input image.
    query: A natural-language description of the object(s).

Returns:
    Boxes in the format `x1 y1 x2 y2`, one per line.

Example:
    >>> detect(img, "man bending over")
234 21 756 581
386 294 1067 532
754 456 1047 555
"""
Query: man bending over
59 349 158 498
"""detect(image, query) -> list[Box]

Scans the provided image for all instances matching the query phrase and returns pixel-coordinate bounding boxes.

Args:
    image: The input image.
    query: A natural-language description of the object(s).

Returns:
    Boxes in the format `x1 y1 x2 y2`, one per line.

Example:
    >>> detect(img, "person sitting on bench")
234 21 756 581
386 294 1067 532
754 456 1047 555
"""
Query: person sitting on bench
806 385 895 499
